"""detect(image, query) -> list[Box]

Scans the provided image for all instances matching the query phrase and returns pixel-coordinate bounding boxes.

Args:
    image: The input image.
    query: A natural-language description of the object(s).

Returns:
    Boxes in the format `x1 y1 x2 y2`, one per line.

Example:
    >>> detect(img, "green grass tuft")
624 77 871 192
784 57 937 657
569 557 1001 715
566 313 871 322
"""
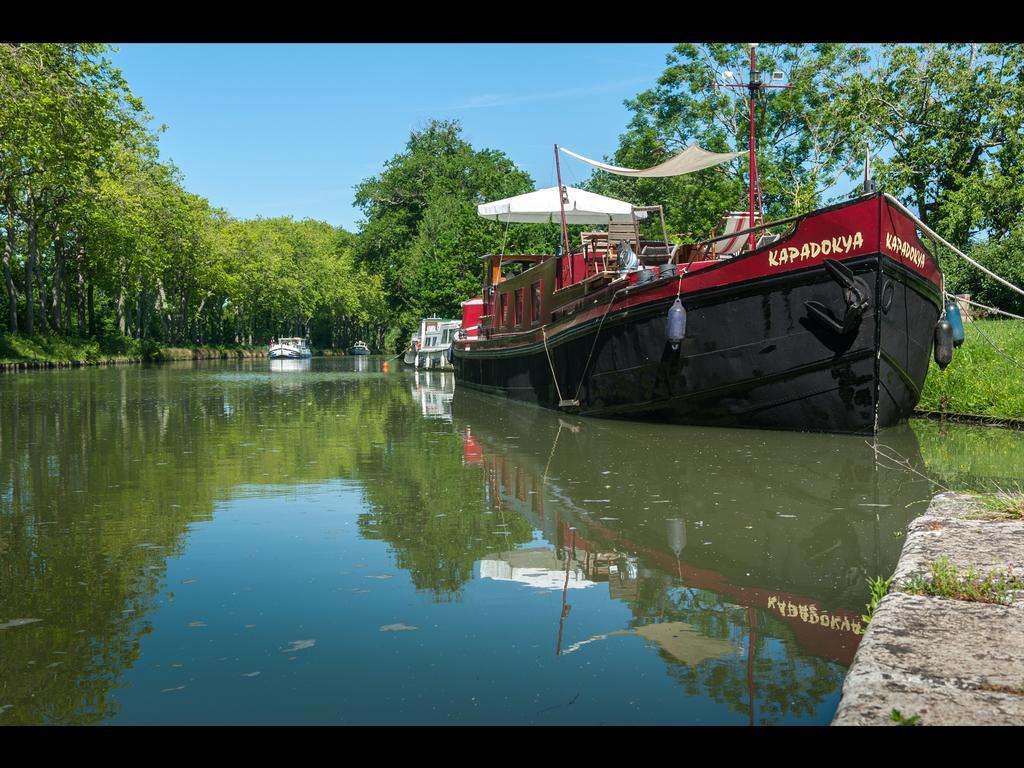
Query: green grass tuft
904 555 1024 604
890 708 922 726
862 575 893 625
974 489 1024 521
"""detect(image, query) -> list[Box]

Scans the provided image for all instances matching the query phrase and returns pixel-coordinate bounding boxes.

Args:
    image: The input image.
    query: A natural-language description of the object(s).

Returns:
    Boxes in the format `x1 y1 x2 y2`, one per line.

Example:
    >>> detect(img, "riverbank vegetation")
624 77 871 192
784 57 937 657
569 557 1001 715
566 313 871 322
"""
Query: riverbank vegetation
904 556 1024 605
918 320 1024 421
0 330 266 367
3 43 1024 380
975 491 1024 521
0 45 386 355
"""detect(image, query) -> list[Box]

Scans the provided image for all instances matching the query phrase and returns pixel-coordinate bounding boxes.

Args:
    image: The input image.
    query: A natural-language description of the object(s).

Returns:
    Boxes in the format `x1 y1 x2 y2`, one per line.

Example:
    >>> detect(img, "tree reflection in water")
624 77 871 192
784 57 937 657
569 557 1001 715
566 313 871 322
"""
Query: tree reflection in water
2 359 1017 723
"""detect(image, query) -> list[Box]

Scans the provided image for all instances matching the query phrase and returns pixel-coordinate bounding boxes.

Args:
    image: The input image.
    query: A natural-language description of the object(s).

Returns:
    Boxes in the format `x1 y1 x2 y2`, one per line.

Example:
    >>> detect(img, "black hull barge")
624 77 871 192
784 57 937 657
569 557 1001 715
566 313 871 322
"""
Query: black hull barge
453 194 942 435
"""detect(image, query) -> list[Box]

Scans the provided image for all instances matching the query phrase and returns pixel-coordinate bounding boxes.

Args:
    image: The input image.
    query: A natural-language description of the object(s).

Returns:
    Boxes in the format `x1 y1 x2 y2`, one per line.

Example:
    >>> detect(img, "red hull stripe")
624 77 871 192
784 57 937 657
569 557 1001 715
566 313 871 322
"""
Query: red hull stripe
458 195 941 355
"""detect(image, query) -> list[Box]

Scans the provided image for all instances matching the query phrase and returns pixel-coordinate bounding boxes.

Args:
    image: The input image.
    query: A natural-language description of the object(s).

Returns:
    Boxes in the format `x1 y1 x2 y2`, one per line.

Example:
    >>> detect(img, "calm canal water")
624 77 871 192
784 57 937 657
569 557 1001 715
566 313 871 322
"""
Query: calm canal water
1 357 1022 725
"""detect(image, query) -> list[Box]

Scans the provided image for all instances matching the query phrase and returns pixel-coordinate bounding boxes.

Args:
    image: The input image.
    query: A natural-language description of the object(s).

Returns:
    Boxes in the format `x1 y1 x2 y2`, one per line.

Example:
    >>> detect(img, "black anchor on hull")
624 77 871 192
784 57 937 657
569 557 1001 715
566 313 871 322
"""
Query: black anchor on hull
804 258 871 335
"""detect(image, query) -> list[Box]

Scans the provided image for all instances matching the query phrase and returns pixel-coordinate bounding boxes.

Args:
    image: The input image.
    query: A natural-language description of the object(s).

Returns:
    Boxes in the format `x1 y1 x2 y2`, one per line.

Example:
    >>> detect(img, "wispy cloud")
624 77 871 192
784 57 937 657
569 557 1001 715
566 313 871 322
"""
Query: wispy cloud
448 76 655 111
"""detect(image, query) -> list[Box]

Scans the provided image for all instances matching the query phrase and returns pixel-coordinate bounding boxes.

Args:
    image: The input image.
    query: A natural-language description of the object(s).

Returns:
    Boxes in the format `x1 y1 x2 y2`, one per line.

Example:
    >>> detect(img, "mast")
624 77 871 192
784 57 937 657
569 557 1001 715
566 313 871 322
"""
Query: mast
554 144 573 281
715 43 792 250
748 44 759 249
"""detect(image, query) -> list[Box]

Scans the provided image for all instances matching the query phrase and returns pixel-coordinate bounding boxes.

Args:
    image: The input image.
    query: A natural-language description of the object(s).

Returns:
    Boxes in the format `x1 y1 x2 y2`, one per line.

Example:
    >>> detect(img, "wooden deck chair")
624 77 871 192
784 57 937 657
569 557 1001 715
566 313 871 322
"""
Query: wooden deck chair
580 231 610 276
715 212 763 258
608 218 640 255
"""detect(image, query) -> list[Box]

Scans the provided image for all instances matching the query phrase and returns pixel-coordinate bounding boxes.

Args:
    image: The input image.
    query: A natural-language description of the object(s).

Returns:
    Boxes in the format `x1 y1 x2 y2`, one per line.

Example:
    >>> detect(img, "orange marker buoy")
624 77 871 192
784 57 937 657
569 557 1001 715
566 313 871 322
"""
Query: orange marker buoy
382 361 389 373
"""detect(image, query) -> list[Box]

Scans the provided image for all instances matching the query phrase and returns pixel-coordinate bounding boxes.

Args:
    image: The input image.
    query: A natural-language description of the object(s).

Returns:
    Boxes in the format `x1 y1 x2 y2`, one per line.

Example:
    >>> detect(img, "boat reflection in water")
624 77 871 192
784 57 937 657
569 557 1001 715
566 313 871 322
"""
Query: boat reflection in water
410 369 455 421
269 357 312 373
451 382 932 718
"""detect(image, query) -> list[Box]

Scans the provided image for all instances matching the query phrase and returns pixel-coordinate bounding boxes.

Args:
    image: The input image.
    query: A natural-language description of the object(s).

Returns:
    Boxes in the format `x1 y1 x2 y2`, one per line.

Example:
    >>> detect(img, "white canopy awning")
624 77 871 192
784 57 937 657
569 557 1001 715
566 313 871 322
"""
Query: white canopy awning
477 186 646 225
560 143 746 178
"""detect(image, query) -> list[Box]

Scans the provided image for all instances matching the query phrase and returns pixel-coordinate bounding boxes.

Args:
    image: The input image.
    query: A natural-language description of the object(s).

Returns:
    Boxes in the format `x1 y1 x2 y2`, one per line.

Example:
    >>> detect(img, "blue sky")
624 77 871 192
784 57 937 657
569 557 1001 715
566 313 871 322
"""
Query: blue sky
110 44 676 231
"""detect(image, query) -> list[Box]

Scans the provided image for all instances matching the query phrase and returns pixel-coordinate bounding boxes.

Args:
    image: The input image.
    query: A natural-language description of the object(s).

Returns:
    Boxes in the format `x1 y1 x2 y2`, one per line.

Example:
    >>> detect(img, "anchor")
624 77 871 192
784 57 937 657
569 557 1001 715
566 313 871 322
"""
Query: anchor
805 258 871 335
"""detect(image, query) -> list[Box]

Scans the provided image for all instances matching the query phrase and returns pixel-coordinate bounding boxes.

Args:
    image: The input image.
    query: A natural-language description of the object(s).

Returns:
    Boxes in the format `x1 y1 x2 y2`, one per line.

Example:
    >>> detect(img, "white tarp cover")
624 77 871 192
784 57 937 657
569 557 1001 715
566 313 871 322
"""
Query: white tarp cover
560 143 746 177
477 185 646 224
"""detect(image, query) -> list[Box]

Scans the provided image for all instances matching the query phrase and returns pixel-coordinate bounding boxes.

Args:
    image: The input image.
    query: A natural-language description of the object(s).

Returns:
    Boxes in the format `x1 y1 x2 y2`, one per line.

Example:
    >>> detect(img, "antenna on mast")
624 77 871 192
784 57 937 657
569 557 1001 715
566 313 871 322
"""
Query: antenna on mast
863 141 876 194
714 43 793 250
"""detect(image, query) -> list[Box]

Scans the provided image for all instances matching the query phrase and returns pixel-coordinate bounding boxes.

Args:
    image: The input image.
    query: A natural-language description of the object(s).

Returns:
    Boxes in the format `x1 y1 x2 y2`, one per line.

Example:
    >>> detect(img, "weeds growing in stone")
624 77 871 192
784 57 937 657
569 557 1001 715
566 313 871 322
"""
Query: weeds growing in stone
904 556 1024 604
890 708 922 726
974 489 1024 521
862 575 892 625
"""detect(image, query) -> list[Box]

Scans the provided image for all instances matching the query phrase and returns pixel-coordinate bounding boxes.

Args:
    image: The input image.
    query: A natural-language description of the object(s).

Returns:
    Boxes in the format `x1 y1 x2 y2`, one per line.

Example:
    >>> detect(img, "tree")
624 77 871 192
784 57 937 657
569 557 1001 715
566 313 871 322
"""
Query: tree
586 43 871 240
0 43 148 335
353 119 545 335
844 44 1024 245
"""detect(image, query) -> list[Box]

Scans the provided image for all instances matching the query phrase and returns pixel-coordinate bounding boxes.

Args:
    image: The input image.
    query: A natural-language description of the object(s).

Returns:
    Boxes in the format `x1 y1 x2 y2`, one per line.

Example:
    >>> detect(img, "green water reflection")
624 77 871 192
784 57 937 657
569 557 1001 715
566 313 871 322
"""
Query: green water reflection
0 359 1020 724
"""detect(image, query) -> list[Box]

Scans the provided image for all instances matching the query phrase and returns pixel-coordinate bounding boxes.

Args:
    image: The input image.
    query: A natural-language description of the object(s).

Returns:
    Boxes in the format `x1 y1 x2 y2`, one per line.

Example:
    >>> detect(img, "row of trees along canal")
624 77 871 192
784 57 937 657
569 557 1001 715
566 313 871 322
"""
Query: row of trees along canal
0 44 385 352
4 44 1024 357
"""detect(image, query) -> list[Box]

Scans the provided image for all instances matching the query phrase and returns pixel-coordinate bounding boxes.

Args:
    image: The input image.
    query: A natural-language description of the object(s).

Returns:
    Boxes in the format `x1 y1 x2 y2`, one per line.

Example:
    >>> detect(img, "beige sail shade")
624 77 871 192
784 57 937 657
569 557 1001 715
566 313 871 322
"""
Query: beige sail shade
560 144 746 177
632 621 736 666
477 186 646 225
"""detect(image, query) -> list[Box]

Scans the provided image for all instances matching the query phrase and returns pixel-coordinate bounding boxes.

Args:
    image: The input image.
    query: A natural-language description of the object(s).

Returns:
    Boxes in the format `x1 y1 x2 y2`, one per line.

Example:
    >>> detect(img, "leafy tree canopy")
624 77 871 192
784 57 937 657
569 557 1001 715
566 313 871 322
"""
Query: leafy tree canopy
353 119 551 331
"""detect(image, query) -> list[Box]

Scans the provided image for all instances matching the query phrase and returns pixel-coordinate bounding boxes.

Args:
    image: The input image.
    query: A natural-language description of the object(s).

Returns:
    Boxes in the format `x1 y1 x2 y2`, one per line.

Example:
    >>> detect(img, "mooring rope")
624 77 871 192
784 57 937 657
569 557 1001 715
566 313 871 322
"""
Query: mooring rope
568 286 627 406
881 194 1024 374
945 293 1024 321
884 193 1024 299
542 325 569 406
542 419 564 485
966 318 1024 374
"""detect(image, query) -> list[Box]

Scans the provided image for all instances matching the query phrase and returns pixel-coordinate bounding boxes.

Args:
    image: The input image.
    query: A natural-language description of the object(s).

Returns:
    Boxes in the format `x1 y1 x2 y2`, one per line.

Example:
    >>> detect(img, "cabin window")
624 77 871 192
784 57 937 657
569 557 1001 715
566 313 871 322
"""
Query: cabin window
514 289 524 328
531 281 541 324
500 293 509 329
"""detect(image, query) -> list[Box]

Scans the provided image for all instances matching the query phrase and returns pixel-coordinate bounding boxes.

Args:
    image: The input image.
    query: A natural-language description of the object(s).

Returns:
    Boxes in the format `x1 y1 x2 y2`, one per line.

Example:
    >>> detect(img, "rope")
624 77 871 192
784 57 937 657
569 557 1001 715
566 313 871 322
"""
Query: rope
881 195 1024 373
967 319 1024 373
884 193 1024 300
945 293 1024 321
541 285 626 409
542 419 564 485
542 325 570 406
569 286 626 405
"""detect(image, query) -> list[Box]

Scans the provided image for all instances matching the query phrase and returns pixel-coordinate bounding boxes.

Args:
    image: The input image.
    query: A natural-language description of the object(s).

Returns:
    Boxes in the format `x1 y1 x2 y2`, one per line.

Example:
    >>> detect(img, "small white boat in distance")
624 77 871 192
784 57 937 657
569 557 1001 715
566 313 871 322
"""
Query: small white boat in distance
269 337 312 359
350 341 371 355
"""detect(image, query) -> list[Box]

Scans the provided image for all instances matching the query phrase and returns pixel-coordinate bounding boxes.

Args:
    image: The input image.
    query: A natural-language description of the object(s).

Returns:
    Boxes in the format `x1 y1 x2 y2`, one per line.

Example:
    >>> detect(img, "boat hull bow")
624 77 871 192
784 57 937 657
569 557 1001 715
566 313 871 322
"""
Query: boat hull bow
454 195 942 435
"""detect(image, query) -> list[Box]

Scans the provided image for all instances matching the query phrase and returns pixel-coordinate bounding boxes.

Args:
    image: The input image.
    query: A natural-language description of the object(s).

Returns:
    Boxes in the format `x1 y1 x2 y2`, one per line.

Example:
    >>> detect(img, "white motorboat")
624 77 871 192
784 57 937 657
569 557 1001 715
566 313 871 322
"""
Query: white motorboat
407 317 460 370
269 336 312 359
270 358 312 373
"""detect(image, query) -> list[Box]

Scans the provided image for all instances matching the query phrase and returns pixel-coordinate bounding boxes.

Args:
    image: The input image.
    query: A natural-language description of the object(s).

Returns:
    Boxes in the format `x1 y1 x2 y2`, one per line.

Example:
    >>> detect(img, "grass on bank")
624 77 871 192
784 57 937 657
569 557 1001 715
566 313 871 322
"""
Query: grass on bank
904 555 1024 605
970 490 1024 521
918 319 1024 422
0 331 266 366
